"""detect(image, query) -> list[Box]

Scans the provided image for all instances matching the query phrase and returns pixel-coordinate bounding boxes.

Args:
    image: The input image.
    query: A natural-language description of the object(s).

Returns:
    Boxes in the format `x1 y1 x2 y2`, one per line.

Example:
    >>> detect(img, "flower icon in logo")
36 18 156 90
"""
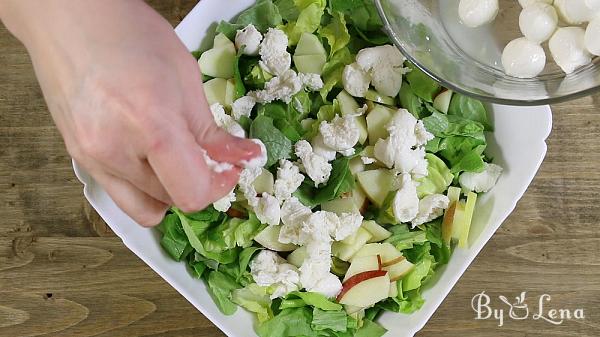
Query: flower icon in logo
499 292 529 320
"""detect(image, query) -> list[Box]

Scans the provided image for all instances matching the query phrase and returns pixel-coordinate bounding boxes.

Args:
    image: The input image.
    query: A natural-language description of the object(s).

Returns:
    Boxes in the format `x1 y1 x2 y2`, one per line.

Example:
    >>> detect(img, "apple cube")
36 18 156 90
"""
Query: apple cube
344 305 364 315
365 89 395 106
293 54 326 75
213 33 235 49
295 32 327 56
433 89 453 113
321 196 358 215
254 226 298 252
332 227 373 261
361 220 392 243
366 105 393 145
203 78 230 107
337 90 360 116
337 270 391 307
253 168 274 195
287 246 307 268
356 169 394 207
343 255 381 282
198 43 236 79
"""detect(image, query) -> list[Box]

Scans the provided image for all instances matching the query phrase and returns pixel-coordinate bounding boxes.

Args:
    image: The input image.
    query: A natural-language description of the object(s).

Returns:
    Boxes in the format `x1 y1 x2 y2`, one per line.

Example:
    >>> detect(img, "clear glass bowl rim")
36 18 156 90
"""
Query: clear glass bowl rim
374 0 600 106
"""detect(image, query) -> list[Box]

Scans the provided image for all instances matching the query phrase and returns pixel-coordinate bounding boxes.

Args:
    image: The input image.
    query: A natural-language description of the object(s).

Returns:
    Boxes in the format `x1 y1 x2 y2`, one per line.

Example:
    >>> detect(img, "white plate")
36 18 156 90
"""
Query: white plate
72 1 553 336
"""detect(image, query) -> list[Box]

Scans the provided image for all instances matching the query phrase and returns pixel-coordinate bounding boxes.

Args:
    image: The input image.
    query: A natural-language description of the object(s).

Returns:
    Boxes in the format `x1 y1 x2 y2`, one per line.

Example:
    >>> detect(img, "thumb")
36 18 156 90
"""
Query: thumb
195 120 262 165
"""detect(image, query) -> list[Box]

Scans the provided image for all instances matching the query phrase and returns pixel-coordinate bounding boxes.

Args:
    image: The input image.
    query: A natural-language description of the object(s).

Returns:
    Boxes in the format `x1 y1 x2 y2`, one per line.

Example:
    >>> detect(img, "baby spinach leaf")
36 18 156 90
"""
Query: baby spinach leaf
313 157 354 203
250 115 293 167
405 63 441 103
448 93 493 131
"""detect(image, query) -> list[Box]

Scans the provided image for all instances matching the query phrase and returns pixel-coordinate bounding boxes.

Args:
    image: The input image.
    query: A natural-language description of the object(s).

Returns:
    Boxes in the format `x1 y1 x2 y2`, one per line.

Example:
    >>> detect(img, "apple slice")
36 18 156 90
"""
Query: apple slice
321 196 359 215
442 201 458 245
366 105 393 145
332 227 373 261
343 255 381 282
198 43 236 79
356 169 394 208
433 89 453 113
213 33 234 49
349 157 366 175
458 191 478 248
253 168 274 195
344 305 365 315
388 280 398 298
387 259 415 282
294 32 327 56
203 78 228 107
365 89 395 106
337 270 390 307
293 54 326 75
337 90 360 116
226 208 246 218
451 201 466 241
361 220 392 243
254 226 298 252
352 242 402 263
287 246 307 268
381 255 405 268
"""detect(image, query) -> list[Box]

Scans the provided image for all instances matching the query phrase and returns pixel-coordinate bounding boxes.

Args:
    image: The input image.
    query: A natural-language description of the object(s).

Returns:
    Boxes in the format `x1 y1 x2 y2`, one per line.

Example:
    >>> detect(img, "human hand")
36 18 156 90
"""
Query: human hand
0 0 261 226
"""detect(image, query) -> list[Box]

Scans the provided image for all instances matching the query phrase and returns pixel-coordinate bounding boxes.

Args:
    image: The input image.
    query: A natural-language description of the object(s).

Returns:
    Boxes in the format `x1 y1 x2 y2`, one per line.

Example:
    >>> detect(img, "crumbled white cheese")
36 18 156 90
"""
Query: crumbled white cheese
235 24 263 56
279 197 312 245
355 45 407 97
311 134 337 162
213 189 236 212
274 160 305 202
251 69 303 104
459 163 503 193
299 240 341 298
373 109 432 178
458 0 499 28
210 103 246 138
239 167 262 207
392 173 420 223
231 96 256 121
255 193 281 226
259 28 291 76
549 27 592 74
412 194 450 227
319 115 360 154
200 147 234 173
302 211 340 242
342 62 371 98
361 156 376 165
241 139 268 169
250 250 300 299
295 140 332 186
298 73 324 91
335 212 364 241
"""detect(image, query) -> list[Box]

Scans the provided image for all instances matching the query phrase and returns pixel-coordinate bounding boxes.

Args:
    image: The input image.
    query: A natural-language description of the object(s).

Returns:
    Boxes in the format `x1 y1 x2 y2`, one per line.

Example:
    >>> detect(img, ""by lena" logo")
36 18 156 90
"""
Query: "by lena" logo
471 291 585 327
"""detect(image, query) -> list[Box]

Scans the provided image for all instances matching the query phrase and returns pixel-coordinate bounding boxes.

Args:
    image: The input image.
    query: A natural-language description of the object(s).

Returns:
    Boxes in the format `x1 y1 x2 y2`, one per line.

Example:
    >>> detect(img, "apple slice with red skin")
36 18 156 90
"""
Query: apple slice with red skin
381 255 406 268
387 259 415 282
343 255 382 282
337 270 390 306
226 208 246 218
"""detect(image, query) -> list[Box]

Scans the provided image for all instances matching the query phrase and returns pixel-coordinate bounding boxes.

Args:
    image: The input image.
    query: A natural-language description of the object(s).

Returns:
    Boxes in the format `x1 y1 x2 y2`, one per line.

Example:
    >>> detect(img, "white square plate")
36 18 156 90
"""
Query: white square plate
72 1 553 336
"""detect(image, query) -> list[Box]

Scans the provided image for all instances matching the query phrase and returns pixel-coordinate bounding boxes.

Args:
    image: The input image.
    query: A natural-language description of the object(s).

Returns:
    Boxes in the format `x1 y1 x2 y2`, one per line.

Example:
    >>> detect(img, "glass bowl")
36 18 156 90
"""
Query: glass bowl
375 0 600 105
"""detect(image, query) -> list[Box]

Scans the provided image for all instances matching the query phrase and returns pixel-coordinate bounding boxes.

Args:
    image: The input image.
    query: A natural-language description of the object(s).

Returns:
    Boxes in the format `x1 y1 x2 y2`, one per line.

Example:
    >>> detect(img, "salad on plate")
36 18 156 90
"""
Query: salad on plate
157 0 503 336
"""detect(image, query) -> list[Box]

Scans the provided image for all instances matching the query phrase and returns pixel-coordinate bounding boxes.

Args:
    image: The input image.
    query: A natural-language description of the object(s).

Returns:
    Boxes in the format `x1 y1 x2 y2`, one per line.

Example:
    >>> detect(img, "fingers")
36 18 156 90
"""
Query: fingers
201 127 261 165
94 171 169 227
147 135 241 213
104 158 173 205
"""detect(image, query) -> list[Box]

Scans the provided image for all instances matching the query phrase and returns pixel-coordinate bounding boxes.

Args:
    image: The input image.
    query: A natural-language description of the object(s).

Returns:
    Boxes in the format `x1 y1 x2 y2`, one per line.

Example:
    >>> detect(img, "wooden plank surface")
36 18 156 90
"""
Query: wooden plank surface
1 1 599 336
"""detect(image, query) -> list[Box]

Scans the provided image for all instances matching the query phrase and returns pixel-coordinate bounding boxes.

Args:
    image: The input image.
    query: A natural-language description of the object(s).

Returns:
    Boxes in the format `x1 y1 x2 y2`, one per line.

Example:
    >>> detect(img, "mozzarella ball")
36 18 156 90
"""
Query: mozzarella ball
553 0 593 25
518 0 554 8
501 38 547 78
585 16 600 55
458 0 499 28
549 27 592 74
519 3 558 43
585 0 600 10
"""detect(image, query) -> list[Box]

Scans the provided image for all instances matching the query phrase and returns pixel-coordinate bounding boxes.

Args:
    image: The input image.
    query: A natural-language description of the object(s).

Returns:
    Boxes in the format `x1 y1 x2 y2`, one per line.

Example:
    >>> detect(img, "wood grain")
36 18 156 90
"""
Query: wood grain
1 1 599 336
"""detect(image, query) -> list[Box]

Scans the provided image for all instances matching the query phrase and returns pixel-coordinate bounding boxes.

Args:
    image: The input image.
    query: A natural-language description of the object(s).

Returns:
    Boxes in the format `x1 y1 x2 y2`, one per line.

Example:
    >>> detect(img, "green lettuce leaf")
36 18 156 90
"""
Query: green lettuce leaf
222 213 266 249
311 307 348 332
447 93 492 131
232 283 273 323
280 0 326 45
206 270 241 315
354 319 387 337
275 0 300 21
399 81 427 118
329 0 384 32
250 115 293 167
416 153 453 198
157 213 190 261
320 48 354 100
237 0 284 32
384 225 427 251
318 11 350 57
402 250 434 292
313 157 355 202
286 291 343 310
256 307 317 337
405 63 441 103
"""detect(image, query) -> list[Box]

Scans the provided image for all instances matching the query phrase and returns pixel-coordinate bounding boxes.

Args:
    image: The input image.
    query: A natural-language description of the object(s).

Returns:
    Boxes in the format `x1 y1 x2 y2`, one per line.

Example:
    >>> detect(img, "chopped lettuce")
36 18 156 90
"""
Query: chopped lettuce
280 0 326 45
285 291 343 310
416 153 454 198
256 307 316 337
312 308 348 332
232 283 274 323
318 11 350 57
405 63 441 103
207 270 242 315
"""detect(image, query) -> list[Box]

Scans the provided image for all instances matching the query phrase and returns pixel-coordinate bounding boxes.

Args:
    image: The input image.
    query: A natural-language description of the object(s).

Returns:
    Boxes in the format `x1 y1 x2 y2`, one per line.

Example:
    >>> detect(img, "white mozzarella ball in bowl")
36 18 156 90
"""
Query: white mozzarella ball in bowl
585 16 600 55
518 0 554 8
519 3 558 43
553 0 594 25
501 38 547 78
458 0 499 28
549 27 592 74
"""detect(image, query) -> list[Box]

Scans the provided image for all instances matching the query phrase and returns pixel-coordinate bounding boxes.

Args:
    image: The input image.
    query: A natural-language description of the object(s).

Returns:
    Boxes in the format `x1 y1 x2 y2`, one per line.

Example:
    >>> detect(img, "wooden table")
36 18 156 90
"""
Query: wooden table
1 1 599 336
